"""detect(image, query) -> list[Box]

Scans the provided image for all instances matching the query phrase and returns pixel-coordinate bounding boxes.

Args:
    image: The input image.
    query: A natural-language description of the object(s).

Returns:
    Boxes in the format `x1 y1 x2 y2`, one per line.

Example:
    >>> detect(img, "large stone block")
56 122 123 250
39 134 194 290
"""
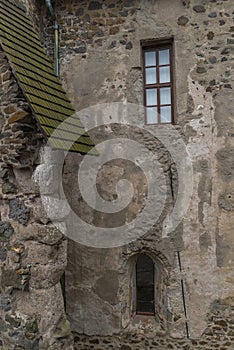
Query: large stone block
33 164 61 195
0 269 21 289
93 270 119 305
67 288 120 336
39 147 65 166
40 196 70 222
22 241 61 266
30 264 66 289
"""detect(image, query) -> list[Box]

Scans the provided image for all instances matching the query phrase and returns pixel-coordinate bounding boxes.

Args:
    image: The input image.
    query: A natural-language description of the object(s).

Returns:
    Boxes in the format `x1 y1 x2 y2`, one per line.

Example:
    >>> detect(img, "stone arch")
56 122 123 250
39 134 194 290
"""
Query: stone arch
120 249 171 330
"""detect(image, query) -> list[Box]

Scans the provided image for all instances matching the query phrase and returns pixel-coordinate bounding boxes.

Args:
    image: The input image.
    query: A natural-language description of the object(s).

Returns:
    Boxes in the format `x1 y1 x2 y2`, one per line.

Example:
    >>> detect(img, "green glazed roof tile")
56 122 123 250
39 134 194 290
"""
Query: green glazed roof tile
27 100 74 120
30 104 73 122
0 26 52 58
3 45 59 73
36 115 85 133
0 3 31 28
0 0 95 154
42 125 94 146
16 70 67 94
26 94 75 116
49 138 98 155
22 85 73 111
0 18 42 46
1 31 54 62
0 5 40 38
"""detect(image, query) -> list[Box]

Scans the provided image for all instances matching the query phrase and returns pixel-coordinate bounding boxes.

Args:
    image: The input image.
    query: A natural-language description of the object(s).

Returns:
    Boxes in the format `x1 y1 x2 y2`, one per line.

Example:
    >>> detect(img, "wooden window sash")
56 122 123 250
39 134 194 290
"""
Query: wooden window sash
143 44 174 125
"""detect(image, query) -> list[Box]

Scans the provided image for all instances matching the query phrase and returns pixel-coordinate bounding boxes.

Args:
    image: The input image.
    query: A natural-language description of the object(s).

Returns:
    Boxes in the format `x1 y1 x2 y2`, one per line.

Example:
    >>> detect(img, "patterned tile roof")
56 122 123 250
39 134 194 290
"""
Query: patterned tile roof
0 0 95 154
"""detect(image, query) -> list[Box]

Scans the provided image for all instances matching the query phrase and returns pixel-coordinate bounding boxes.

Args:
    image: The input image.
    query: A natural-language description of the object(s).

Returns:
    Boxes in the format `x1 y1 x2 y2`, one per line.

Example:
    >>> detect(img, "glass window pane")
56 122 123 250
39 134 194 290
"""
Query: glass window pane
146 88 157 106
160 87 171 105
137 300 154 314
146 107 158 124
136 255 155 313
145 51 156 67
160 106 172 123
159 66 170 83
145 68 156 84
159 49 170 65
137 272 154 285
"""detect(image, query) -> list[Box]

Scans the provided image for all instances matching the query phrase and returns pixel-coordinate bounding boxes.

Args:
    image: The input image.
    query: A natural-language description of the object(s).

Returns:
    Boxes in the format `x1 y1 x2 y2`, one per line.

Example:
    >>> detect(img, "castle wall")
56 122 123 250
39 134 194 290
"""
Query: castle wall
0 45 73 349
44 0 234 348
0 0 233 349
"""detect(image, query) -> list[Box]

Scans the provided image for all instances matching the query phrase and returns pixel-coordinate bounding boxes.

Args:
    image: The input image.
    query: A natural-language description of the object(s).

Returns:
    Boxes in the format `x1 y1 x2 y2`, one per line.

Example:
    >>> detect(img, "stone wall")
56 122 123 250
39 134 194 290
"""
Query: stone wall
0 45 73 349
0 0 233 349
38 0 234 348
74 297 234 350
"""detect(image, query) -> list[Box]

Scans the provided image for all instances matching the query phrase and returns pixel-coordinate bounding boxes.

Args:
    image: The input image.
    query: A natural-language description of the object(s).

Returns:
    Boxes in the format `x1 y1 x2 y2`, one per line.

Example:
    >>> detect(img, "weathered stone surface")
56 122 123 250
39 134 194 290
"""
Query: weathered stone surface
52 0 234 346
74 46 87 54
125 41 133 50
29 260 66 289
1 0 234 349
0 295 11 312
12 283 72 348
13 167 38 195
227 38 234 45
196 66 207 74
39 196 70 222
75 8 84 17
53 316 72 339
33 164 60 195
207 31 214 40
109 26 119 35
209 56 217 64
177 16 189 26
5 314 21 328
216 147 234 181
199 231 211 252
22 241 60 266
8 110 29 124
1 269 22 289
88 1 102 10
0 247 7 261
25 318 38 334
0 168 8 180
218 191 234 211
2 182 17 194
30 197 50 225
208 12 217 18
0 221 14 241
193 5 206 13
0 39 71 347
93 270 119 305
214 91 233 137
8 198 30 225
67 288 120 336
38 147 65 166
120 346 131 350
16 223 64 248
73 297 234 350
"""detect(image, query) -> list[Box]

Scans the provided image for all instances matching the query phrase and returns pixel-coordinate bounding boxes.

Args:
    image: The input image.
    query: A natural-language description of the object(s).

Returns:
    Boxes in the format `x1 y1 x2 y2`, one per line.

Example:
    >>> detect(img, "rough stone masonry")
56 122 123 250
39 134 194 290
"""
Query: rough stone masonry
0 0 234 349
